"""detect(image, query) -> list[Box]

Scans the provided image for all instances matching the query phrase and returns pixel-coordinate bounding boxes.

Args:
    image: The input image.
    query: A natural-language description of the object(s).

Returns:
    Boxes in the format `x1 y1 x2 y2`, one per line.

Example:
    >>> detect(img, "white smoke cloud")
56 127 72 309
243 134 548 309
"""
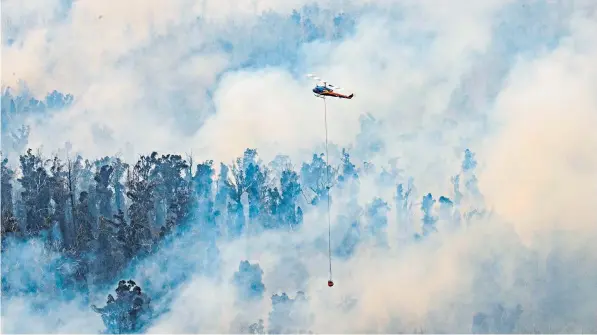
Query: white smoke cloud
479 7 597 245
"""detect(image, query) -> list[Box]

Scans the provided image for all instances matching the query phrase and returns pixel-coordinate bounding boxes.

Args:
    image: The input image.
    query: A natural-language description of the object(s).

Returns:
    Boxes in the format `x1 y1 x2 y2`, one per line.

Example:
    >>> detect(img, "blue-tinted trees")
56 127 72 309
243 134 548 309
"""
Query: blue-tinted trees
300 153 335 206
224 163 246 238
233 260 266 301
268 291 312 334
111 158 128 213
148 153 192 230
18 149 51 235
95 165 114 221
1 156 19 243
125 154 158 257
265 169 303 230
365 197 390 247
420 193 437 237
438 196 455 227
1 156 15 218
1 135 503 333
49 157 71 248
236 149 268 226
337 148 359 187
395 179 414 241
334 216 361 259
280 170 303 228
1 89 73 154
193 160 216 236
74 190 94 255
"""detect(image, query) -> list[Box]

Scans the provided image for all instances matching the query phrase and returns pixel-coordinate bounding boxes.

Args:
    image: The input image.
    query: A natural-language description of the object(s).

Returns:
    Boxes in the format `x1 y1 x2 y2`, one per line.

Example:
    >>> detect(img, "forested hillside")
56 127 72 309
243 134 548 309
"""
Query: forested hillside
1 89 494 333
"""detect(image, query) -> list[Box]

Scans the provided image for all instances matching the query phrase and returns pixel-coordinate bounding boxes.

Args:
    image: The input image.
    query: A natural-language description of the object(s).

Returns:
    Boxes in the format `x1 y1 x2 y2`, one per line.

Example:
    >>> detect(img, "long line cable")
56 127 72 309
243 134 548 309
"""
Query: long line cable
323 97 332 281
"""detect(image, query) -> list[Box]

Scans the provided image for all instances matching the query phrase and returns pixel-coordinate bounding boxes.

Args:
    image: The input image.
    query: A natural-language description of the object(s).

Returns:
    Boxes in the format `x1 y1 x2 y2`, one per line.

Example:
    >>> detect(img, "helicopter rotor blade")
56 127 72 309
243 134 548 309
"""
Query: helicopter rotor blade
306 73 322 82
307 73 347 91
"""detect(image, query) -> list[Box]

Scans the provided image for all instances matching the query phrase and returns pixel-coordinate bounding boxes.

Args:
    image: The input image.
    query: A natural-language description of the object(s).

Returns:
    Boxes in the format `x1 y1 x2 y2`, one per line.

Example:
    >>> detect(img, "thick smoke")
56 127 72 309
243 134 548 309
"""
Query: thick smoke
2 0 597 333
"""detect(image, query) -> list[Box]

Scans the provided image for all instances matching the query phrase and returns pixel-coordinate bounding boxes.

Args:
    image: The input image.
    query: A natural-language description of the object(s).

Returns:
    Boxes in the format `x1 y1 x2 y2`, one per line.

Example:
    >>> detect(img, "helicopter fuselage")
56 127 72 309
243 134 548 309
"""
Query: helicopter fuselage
312 85 353 99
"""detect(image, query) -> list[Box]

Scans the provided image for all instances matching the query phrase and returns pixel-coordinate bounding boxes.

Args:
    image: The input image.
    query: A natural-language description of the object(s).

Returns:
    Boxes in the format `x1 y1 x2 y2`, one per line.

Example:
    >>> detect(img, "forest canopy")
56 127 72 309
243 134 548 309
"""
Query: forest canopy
0 87 492 333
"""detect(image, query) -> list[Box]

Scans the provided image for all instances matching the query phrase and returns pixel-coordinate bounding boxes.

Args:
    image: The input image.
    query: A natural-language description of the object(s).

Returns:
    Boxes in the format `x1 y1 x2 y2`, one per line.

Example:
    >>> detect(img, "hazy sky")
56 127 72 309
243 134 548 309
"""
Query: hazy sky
2 0 597 333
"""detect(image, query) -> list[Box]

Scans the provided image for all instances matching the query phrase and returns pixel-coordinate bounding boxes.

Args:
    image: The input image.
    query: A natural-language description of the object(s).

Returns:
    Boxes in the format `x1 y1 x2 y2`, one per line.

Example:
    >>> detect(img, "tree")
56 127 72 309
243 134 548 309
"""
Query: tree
71 191 94 258
193 160 216 236
395 178 415 241
65 155 80 249
96 212 128 281
225 149 269 235
232 260 265 301
438 196 455 228
334 219 361 259
247 319 265 334
1 156 19 242
455 149 484 207
419 193 437 237
462 149 484 206
279 169 302 228
450 174 463 206
365 197 390 247
150 154 191 230
126 154 157 249
18 149 51 235
49 156 71 248
1 156 14 214
214 163 230 215
337 148 358 186
111 158 128 213
268 291 312 334
95 164 114 220
300 153 336 206
216 163 245 238
92 279 153 333
234 149 268 226
76 158 99 232
263 186 282 229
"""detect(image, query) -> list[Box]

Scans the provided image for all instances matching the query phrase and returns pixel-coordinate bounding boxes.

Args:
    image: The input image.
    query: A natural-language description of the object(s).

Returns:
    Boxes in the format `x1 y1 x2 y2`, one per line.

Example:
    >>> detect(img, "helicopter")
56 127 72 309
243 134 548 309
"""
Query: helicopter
307 74 354 100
